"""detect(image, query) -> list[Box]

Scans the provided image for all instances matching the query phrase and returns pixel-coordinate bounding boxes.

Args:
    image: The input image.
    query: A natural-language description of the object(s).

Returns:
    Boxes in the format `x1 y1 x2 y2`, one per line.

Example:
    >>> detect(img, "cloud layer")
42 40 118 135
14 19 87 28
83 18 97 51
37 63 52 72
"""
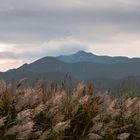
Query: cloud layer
0 0 140 71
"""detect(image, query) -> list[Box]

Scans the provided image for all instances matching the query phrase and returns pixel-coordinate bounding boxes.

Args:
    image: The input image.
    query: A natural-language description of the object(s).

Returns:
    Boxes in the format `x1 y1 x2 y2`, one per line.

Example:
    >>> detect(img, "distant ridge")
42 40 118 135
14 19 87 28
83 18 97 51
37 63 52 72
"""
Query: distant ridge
0 50 140 95
1 51 140 80
57 50 136 64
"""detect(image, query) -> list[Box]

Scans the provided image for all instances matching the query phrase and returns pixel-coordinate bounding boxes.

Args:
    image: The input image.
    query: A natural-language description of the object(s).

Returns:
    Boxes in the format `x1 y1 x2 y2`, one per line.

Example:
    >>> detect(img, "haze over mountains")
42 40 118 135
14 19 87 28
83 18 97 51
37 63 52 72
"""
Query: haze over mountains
1 50 140 95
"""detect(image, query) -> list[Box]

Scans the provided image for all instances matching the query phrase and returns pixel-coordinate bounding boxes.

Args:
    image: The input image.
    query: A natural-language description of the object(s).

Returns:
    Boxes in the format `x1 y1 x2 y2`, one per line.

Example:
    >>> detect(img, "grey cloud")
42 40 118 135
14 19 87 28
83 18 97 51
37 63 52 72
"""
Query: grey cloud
0 6 140 43
0 0 140 10
1 0 140 71
0 51 18 59
0 1 140 49
0 51 32 60
0 37 87 61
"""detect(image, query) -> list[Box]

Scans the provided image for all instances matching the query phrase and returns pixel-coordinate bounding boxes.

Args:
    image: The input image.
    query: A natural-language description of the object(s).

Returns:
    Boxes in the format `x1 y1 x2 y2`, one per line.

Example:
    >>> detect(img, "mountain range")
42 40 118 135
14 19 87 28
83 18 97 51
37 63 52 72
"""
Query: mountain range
1 50 140 95
57 50 140 64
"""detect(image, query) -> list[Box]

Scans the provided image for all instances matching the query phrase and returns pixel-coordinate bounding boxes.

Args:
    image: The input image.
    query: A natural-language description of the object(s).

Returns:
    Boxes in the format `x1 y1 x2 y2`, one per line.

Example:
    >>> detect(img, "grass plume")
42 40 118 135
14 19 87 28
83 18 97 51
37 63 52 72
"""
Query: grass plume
0 80 139 140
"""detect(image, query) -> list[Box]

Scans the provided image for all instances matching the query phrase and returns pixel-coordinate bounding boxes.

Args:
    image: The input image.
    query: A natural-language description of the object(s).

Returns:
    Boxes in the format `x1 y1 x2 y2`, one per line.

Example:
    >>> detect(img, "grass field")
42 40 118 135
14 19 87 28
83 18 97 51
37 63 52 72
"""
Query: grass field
0 80 139 140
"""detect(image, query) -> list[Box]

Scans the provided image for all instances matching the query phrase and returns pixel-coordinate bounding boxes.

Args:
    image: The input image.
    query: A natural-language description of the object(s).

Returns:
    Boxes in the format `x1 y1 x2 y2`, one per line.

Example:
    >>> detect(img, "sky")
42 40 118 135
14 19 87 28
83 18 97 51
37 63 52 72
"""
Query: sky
0 0 140 71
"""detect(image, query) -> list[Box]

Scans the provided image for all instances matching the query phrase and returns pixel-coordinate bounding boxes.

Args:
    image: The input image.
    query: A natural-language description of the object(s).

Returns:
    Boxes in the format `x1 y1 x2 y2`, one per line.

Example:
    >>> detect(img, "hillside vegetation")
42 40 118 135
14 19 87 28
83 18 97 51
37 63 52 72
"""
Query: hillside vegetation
0 80 139 140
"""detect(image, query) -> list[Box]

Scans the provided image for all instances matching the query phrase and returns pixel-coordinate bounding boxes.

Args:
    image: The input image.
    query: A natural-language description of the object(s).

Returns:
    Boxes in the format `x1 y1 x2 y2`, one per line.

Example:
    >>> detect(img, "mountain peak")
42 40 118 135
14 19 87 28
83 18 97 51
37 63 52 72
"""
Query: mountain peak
76 50 93 56
76 50 87 54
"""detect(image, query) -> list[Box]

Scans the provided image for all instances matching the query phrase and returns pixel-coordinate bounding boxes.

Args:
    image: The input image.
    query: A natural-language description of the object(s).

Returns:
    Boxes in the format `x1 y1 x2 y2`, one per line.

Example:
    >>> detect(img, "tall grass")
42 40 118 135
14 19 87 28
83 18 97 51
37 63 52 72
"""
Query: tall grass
0 80 139 140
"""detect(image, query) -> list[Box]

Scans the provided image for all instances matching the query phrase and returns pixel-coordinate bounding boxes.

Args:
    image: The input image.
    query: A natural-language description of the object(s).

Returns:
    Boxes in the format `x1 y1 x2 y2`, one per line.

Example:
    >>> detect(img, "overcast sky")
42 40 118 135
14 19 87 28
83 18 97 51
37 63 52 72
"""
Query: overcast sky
0 0 140 71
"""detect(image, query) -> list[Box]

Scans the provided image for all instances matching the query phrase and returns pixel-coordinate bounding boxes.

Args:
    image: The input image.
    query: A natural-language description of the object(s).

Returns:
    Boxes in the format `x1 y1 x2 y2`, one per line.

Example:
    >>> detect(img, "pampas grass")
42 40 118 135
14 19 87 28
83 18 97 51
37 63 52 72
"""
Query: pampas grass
0 80 139 140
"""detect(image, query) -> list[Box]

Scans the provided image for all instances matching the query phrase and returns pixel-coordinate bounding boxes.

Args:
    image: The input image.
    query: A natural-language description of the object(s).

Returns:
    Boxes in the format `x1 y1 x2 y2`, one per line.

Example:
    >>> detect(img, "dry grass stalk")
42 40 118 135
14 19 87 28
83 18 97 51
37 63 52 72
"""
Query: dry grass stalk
0 80 139 140
53 120 70 132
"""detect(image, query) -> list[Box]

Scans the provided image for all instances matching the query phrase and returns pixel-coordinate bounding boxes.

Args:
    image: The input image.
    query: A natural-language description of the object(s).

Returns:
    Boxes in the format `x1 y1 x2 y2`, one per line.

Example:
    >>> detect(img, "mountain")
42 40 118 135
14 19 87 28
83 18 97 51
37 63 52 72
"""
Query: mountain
57 50 139 64
1 51 140 95
4 56 140 80
1 55 140 81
